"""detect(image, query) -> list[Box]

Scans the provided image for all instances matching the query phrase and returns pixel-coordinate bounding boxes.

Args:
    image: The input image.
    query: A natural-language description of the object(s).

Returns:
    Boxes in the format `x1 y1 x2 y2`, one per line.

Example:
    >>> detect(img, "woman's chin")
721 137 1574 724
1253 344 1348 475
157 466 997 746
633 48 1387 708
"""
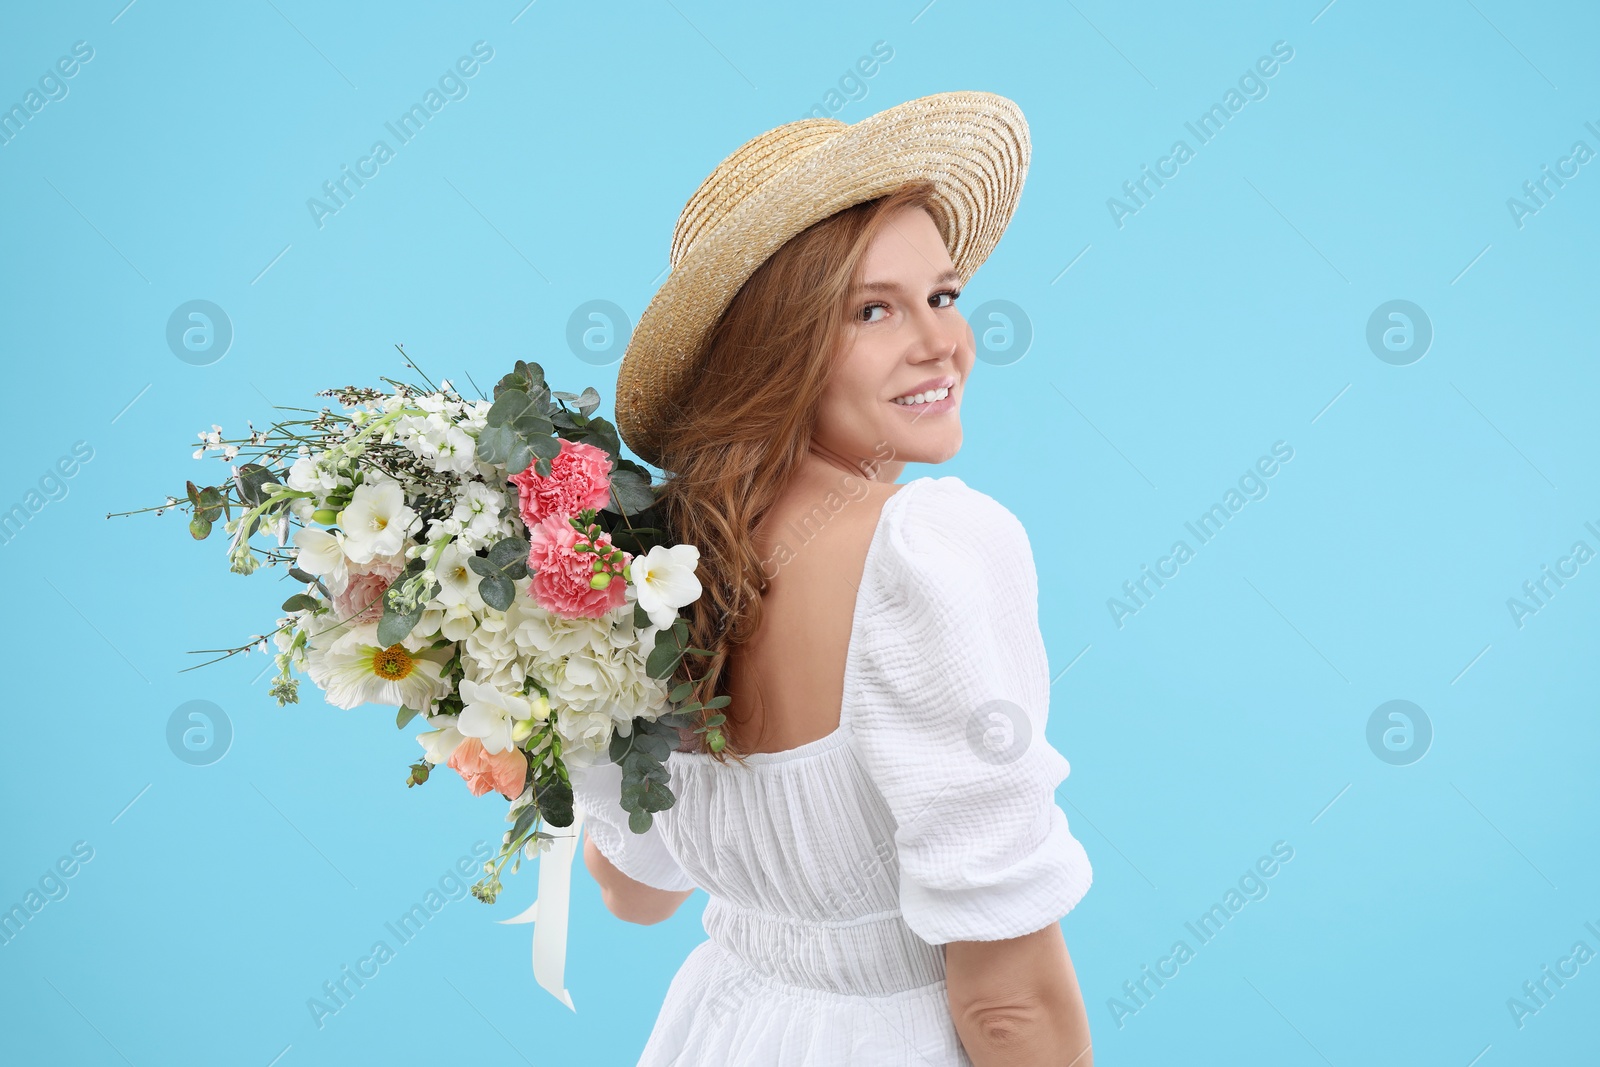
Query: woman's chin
891 425 962 466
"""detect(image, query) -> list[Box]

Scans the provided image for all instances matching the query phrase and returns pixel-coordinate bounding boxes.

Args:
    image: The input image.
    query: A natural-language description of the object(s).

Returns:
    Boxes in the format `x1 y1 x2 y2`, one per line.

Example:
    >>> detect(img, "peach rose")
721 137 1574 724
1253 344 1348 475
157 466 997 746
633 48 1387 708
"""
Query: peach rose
331 553 405 624
447 737 527 799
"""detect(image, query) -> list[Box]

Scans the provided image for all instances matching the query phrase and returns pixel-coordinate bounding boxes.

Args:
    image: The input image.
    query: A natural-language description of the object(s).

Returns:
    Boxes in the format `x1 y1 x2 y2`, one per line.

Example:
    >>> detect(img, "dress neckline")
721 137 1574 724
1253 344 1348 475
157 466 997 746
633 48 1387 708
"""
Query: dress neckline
673 475 931 767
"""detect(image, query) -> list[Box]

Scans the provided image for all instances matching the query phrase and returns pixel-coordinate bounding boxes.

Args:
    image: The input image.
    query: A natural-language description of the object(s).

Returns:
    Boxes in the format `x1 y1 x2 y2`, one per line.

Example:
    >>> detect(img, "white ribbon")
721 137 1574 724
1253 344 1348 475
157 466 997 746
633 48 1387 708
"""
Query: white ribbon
497 808 586 1011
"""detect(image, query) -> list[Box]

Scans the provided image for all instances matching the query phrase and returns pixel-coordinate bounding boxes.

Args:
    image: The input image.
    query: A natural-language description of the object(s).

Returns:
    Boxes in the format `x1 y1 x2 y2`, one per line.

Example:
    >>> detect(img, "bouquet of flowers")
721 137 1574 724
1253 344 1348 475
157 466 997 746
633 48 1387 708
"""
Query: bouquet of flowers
130 354 725 910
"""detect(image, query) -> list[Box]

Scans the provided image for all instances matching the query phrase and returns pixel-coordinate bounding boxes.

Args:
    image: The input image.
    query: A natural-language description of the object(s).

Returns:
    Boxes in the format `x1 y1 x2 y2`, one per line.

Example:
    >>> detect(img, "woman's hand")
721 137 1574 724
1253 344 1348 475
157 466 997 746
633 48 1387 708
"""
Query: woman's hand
945 921 1092 1066
582 833 694 925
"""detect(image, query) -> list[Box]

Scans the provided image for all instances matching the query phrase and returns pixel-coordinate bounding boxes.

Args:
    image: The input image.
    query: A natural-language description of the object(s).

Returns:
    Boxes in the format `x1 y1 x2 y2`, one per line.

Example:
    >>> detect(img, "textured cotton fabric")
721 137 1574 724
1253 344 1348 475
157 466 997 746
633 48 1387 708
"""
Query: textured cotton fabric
576 475 1093 1065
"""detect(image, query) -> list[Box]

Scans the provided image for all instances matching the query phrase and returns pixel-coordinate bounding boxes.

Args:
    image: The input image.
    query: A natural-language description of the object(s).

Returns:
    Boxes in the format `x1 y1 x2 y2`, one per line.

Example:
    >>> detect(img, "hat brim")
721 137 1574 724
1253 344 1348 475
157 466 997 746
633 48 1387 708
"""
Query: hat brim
615 90 1031 469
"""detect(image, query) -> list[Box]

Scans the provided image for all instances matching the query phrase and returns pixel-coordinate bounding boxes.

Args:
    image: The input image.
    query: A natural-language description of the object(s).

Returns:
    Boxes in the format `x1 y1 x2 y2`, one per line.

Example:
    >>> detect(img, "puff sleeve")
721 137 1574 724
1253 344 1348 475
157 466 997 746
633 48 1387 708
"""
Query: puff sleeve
569 755 696 893
852 476 1092 945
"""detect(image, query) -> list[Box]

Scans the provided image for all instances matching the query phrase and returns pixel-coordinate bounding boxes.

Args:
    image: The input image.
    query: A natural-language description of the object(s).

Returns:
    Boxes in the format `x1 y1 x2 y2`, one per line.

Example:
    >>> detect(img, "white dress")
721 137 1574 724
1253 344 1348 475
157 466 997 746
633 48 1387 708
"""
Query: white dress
573 475 1094 1066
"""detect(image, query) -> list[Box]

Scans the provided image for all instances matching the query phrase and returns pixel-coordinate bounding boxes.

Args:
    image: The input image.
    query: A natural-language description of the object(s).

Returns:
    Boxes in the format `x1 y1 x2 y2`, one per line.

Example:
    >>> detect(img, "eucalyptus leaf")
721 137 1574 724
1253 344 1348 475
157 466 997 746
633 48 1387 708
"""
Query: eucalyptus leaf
486 537 530 574
552 388 602 418
235 463 281 507
288 566 329 596
604 467 656 516
377 564 432 646
578 417 622 460
510 412 555 438
396 705 421 729
503 437 535 476
485 387 533 426
527 434 562 460
645 639 682 680
281 593 320 612
474 423 520 467
477 574 513 612
377 604 421 647
189 515 212 539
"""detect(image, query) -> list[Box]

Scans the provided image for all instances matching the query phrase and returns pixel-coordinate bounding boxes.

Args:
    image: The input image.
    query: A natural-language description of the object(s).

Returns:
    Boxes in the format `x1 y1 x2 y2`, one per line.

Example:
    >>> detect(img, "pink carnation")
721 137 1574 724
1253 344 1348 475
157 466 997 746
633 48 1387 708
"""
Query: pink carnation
332 554 405 624
508 439 613 528
525 513 629 618
448 737 527 799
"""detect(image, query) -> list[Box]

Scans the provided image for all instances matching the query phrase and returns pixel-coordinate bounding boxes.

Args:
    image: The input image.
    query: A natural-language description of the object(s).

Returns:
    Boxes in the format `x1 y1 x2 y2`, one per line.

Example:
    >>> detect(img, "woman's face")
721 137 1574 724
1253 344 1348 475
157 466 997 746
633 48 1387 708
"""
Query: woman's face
813 203 976 474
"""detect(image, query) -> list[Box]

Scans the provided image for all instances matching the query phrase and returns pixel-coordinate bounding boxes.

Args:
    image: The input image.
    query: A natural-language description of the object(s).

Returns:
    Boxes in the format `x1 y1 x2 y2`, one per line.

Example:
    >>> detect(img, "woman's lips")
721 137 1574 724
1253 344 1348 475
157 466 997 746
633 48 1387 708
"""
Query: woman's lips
890 386 958 418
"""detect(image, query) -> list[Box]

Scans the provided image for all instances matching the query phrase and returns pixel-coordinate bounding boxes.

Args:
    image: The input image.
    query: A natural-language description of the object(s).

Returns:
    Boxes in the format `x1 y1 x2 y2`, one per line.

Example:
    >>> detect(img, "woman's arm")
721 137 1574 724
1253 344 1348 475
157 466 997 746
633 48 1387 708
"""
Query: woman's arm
582 834 694 925
945 922 1093 1066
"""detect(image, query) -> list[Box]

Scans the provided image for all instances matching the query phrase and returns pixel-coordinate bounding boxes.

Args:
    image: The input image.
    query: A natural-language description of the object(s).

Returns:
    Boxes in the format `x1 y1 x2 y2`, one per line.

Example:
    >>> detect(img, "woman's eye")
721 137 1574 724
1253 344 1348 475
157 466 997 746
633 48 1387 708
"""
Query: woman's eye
930 289 961 309
860 303 888 323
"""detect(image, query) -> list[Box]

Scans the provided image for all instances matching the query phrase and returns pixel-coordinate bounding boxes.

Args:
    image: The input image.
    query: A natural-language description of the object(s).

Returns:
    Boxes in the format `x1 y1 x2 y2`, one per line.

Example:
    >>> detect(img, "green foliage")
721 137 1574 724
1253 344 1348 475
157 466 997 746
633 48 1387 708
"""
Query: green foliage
476 361 563 476
646 618 710 680
550 386 601 417
468 536 530 611
234 462 281 507
610 716 682 833
605 466 656 517
377 556 436 646
185 480 226 539
534 772 574 828
288 566 330 597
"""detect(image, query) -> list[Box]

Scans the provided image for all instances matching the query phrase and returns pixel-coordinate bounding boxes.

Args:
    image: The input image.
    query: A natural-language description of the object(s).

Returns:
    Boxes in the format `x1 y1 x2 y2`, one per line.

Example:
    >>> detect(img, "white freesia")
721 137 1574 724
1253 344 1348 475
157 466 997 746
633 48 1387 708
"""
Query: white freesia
628 544 703 629
286 454 338 494
292 527 349 587
456 678 549 755
417 713 466 764
434 542 486 610
340 481 420 564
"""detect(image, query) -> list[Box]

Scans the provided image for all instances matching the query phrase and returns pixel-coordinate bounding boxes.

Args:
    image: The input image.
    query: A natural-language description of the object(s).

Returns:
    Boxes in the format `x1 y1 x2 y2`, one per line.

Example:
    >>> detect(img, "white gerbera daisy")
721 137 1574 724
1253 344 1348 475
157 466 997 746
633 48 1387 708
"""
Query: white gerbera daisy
304 621 451 711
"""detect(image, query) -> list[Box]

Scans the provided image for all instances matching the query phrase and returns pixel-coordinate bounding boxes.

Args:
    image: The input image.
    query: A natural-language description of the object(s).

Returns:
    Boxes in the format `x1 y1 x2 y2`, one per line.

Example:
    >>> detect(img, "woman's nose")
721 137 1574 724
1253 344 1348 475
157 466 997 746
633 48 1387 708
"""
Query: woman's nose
910 303 965 362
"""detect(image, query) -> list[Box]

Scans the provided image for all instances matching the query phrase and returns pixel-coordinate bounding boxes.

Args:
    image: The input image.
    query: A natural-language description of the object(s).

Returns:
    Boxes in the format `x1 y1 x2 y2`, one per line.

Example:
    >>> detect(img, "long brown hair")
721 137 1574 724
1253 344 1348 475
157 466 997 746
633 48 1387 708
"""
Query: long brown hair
652 180 942 760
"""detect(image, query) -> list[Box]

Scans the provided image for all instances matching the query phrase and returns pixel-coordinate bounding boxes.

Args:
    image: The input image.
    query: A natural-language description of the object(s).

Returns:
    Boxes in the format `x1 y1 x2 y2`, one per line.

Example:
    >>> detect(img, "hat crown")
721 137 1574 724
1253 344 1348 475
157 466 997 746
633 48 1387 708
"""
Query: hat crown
670 117 847 269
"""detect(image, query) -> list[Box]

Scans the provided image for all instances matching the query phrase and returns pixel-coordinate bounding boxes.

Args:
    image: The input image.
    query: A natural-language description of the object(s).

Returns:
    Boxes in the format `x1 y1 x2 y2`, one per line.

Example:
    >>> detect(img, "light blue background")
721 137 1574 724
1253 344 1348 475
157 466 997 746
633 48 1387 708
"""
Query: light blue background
3 1 1596 1063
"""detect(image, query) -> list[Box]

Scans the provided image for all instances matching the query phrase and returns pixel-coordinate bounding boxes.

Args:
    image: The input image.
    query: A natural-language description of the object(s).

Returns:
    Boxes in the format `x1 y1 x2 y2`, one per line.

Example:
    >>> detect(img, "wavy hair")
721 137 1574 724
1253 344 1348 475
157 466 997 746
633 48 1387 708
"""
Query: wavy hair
652 180 942 760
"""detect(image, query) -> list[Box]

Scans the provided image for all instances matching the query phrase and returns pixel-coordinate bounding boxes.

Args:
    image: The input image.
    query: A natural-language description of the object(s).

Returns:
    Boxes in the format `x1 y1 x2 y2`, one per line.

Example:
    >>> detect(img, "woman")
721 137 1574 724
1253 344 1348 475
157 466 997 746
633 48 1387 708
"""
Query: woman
571 92 1095 1065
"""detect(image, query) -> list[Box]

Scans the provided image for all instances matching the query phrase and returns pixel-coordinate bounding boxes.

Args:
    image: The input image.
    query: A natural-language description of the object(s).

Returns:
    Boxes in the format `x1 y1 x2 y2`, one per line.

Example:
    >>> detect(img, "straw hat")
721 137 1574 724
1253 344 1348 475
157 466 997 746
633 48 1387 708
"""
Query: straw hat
613 90 1031 469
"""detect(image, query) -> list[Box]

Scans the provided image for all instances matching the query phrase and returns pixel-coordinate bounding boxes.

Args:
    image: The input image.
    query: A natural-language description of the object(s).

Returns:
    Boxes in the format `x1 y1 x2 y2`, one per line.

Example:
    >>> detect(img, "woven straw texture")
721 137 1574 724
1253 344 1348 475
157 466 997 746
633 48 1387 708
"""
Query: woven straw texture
614 90 1031 468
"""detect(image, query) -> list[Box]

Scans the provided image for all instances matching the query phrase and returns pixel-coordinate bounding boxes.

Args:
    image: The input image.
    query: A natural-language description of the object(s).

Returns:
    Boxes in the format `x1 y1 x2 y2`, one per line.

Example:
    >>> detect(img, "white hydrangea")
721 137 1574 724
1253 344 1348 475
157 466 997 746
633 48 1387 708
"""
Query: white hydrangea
531 611 666 727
